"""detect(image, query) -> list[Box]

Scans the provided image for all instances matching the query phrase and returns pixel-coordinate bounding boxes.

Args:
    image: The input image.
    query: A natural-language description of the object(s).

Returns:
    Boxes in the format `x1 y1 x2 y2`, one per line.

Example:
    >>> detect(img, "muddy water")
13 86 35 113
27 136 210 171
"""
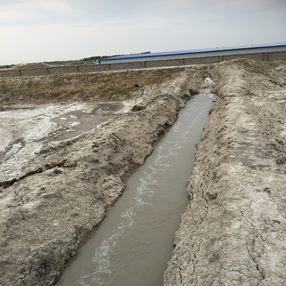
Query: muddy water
56 93 216 286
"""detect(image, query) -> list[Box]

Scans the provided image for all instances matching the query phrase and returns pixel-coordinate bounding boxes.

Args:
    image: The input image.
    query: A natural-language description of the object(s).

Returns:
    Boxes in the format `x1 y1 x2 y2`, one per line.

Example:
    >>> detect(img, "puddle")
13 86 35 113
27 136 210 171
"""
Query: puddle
56 93 216 286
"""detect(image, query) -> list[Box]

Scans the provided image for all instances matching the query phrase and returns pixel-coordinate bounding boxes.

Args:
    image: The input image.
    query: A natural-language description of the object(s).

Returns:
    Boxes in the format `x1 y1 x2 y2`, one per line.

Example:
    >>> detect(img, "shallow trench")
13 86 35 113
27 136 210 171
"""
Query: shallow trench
56 92 216 286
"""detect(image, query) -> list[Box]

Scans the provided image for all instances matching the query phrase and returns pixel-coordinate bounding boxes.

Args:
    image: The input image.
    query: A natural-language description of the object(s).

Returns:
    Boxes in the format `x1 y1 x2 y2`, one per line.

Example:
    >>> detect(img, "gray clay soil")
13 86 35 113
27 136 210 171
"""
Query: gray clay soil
0 60 286 286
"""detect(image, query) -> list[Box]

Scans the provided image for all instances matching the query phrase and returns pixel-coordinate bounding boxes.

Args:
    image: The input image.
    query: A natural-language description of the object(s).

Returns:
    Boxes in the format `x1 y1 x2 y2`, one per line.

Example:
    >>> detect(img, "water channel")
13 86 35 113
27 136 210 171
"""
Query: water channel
56 91 216 286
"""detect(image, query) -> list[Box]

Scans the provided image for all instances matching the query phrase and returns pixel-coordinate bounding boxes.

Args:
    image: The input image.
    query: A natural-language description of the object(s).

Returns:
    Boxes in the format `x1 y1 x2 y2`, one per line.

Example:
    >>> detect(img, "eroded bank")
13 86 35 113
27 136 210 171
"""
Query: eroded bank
164 60 286 285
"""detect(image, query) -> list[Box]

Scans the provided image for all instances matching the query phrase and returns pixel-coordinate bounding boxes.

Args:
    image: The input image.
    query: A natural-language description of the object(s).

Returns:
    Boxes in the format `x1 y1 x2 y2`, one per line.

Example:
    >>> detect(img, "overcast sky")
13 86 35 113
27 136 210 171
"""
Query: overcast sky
1 0 286 65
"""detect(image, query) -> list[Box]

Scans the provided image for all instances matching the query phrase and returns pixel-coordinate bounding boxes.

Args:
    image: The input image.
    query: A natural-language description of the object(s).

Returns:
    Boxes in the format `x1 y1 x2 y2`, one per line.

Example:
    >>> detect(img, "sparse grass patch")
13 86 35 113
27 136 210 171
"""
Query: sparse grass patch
0 87 9 94
83 68 184 97
52 85 82 99
0 67 185 104
0 81 10 94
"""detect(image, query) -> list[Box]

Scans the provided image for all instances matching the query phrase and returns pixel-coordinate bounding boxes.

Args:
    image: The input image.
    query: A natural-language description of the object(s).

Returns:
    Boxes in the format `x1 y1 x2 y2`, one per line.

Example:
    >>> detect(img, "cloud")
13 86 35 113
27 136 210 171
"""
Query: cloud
0 0 77 26
1 0 286 64
2 0 286 26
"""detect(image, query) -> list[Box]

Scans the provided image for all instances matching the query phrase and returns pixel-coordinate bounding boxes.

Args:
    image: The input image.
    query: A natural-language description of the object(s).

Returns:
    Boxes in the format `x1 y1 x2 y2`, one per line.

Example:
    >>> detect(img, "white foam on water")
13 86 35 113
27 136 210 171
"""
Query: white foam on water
57 93 217 286
200 77 215 95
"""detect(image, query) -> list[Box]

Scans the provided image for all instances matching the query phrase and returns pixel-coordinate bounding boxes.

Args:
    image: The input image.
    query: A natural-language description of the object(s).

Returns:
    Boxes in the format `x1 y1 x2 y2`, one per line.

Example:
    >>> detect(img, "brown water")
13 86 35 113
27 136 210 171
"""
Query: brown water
56 93 216 286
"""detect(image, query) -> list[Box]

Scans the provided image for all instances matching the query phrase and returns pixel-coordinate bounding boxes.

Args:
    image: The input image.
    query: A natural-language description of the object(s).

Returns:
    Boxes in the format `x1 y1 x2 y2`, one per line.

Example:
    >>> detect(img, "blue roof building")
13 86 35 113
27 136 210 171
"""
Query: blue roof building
99 42 286 64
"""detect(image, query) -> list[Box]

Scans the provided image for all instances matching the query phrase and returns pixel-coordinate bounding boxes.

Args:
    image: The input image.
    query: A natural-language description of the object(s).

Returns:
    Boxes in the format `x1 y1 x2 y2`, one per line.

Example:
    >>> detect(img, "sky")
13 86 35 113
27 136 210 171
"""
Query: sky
0 0 286 65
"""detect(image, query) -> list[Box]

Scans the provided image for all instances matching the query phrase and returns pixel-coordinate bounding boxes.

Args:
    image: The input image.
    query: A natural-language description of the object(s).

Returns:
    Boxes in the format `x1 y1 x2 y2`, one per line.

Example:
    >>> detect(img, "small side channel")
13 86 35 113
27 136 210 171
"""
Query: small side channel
56 92 216 286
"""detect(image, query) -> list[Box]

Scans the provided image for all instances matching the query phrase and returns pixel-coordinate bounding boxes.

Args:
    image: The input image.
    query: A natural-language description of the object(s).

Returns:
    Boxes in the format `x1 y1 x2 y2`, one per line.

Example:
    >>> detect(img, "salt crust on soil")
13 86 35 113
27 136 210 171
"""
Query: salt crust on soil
0 102 132 182
0 60 286 286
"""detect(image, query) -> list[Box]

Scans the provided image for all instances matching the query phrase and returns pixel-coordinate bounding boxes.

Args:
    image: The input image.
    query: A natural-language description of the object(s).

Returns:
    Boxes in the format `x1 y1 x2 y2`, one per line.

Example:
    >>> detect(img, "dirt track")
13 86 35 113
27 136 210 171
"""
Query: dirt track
0 60 286 285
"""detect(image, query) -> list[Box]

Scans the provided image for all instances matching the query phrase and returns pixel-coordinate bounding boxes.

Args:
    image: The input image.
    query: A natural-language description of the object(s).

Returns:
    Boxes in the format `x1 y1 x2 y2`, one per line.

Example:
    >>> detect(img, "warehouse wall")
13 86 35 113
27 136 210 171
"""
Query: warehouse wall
1 51 286 78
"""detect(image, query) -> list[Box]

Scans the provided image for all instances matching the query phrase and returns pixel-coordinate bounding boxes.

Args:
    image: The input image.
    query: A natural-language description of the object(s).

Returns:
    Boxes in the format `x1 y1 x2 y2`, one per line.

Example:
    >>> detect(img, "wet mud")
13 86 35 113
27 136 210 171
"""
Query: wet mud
49 103 123 141
0 102 124 183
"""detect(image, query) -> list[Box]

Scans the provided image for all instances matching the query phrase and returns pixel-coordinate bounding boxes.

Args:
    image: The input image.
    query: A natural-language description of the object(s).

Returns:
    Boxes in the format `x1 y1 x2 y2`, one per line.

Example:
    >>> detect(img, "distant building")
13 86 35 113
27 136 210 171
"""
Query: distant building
99 42 286 64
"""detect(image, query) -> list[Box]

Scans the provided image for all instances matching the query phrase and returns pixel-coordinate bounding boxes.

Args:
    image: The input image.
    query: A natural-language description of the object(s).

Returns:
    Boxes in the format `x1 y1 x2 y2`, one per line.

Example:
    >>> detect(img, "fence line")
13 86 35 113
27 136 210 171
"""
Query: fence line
1 51 286 78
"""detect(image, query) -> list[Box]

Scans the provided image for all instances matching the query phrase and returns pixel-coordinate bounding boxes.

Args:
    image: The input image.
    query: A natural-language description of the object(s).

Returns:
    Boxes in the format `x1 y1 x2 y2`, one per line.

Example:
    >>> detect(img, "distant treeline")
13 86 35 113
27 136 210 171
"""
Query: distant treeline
82 51 151 61
81 55 122 61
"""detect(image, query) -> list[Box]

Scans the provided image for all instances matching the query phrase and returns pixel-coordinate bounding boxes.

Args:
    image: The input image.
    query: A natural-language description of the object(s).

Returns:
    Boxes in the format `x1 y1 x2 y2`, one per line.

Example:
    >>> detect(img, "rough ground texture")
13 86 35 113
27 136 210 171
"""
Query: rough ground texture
1 60 286 286
0 67 207 286
164 60 286 285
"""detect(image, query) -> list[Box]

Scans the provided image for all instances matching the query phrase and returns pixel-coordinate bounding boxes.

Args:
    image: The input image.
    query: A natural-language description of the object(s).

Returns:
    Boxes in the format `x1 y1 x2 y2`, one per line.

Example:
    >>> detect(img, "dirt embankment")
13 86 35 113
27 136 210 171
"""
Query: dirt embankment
164 60 286 285
0 66 208 286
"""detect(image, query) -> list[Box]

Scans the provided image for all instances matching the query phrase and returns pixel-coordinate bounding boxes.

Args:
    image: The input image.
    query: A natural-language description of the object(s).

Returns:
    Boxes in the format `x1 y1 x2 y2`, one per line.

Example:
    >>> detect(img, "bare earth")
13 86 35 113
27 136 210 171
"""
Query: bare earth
164 61 286 285
0 60 286 286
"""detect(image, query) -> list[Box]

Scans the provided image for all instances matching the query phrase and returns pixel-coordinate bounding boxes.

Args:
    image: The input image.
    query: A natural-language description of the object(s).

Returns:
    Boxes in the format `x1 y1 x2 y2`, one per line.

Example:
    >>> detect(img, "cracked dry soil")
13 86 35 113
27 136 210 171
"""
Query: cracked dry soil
164 60 286 286
1 59 286 286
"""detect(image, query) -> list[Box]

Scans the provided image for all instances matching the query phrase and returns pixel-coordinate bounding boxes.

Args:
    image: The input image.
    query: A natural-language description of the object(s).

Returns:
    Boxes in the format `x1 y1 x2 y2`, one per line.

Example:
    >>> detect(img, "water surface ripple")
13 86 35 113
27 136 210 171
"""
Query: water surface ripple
57 93 216 286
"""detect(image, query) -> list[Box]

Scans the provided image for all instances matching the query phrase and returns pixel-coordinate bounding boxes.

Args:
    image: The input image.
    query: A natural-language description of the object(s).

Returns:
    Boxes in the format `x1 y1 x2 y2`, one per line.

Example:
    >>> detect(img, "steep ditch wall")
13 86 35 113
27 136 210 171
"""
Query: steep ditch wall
164 61 286 285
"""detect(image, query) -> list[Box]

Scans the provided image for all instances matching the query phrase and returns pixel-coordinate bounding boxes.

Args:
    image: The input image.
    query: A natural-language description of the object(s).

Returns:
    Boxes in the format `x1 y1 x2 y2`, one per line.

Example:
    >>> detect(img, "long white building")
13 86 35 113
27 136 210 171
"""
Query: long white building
99 42 286 64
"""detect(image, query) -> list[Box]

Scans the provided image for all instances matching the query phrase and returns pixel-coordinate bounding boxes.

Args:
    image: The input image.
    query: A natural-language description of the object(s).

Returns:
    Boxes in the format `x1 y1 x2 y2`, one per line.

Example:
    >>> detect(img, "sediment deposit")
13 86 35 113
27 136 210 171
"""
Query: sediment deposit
1 60 286 286
164 60 286 285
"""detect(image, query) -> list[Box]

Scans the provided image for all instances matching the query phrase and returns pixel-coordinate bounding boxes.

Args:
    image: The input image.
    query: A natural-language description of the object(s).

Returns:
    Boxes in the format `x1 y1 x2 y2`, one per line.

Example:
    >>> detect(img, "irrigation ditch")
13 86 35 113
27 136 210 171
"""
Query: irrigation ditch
0 59 286 285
